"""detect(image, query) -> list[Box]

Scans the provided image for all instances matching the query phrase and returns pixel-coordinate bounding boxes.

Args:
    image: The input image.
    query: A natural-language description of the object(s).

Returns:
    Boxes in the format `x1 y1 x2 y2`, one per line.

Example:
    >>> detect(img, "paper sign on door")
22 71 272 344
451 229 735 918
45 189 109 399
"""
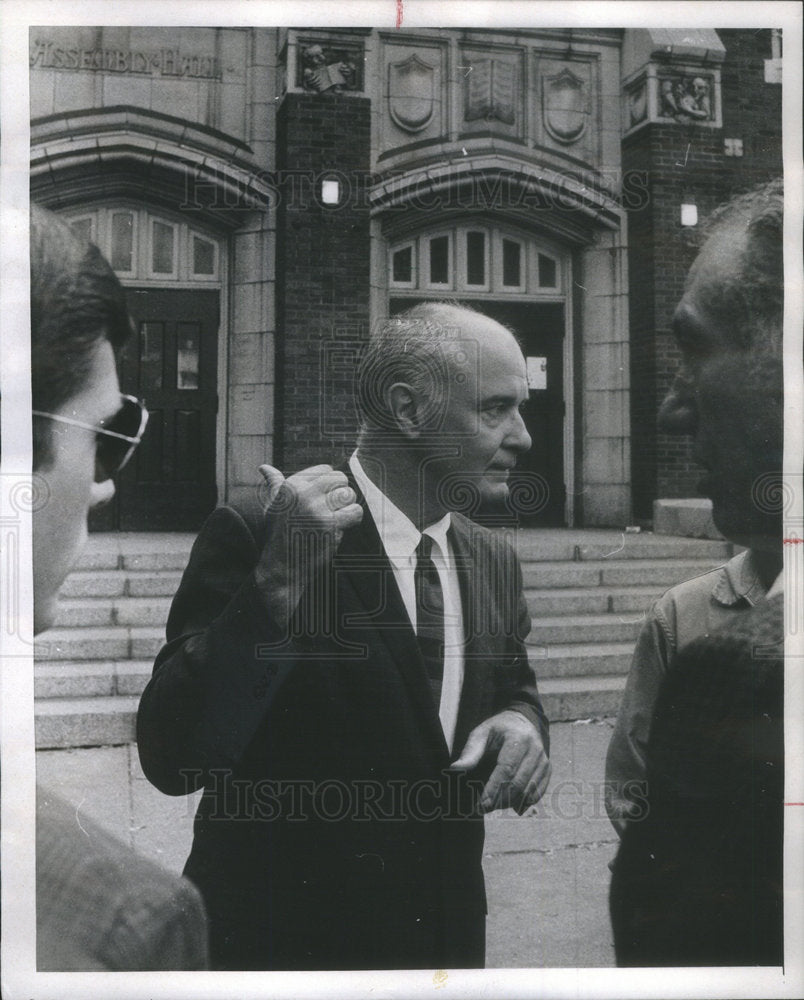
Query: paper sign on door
527 356 547 390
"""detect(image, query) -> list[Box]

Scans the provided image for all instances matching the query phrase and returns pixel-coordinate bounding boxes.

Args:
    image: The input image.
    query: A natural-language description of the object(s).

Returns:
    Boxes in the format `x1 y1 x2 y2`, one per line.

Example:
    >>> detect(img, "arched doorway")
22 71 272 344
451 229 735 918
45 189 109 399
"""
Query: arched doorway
60 205 223 531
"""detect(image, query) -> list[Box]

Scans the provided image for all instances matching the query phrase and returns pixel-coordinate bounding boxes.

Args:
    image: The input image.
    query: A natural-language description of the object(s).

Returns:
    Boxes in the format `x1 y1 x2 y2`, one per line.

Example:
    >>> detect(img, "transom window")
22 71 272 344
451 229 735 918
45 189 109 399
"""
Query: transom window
62 206 219 284
389 226 562 296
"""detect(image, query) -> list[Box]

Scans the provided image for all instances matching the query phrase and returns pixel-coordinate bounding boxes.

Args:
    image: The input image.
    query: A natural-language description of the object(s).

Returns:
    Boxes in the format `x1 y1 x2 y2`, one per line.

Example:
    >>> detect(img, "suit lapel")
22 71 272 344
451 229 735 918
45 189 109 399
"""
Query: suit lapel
450 517 493 756
335 468 449 760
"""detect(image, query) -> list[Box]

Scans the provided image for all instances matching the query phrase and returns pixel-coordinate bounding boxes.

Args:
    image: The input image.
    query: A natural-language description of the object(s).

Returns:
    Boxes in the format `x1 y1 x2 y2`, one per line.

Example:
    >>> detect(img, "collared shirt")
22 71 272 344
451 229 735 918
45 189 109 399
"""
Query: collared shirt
605 548 769 836
349 451 465 752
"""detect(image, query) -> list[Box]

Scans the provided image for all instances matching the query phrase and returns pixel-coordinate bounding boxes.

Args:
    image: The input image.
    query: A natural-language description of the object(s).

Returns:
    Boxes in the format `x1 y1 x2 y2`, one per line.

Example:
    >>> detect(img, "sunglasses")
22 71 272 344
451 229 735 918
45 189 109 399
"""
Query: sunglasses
33 394 149 481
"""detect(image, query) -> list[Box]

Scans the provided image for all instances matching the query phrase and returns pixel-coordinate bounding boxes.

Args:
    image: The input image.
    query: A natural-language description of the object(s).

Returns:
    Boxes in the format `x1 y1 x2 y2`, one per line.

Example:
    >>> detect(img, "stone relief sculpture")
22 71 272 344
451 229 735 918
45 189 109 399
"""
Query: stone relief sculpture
628 82 648 126
388 53 436 132
465 58 516 125
300 43 358 92
659 76 712 121
542 67 589 144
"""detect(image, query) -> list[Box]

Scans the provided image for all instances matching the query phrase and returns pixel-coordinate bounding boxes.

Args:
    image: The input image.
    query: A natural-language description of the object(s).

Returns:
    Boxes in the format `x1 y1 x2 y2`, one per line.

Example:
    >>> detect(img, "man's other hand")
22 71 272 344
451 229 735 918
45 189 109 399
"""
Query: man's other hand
450 709 551 815
254 464 362 622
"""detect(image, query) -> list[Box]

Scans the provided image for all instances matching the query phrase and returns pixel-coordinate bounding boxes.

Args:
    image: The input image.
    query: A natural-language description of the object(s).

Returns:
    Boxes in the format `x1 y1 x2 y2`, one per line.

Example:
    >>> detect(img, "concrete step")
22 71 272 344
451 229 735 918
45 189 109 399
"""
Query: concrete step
514 532 731 563
529 614 644 645
520 558 724 590
59 571 183 599
524 585 663 617
538 675 626 722
527 643 633 678
53 597 173 629
59 571 128 599
74 533 196 572
35 696 139 749
34 660 153 699
34 626 165 662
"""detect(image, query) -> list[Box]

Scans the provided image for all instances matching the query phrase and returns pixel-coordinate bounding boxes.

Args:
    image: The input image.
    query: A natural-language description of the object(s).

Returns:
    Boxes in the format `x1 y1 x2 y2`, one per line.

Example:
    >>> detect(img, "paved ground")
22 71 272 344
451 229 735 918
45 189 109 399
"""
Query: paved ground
36 718 618 968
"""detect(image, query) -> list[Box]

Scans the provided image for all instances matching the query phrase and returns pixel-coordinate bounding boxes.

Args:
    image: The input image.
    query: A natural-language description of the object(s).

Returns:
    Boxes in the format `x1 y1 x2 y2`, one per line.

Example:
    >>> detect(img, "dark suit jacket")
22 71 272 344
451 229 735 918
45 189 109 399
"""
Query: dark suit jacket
137 477 548 970
36 787 208 970
609 594 784 967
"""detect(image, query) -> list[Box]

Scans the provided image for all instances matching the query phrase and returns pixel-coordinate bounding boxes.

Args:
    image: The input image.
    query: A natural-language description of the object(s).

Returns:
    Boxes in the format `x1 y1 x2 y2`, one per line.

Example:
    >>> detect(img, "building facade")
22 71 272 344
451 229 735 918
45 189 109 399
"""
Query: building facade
29 26 783 531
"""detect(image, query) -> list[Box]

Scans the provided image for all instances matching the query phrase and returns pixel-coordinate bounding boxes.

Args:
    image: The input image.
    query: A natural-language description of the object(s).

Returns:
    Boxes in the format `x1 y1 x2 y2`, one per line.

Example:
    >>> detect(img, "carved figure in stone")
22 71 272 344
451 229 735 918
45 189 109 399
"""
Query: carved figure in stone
660 76 711 121
690 77 711 117
302 43 355 93
659 79 679 115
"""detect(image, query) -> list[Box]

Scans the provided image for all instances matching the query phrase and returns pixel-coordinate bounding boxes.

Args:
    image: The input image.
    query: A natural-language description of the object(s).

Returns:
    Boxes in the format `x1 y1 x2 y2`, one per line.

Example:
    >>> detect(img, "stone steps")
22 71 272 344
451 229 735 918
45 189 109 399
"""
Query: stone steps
528 613 644 645
538 675 627 722
521 558 723 590
35 626 164 663
36 696 140 750
524 584 666 617
33 530 734 745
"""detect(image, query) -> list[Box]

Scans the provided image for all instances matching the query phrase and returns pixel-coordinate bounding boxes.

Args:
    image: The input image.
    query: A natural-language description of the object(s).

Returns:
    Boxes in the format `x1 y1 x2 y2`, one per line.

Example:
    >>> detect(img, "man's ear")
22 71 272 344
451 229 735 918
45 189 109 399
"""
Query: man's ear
387 382 426 438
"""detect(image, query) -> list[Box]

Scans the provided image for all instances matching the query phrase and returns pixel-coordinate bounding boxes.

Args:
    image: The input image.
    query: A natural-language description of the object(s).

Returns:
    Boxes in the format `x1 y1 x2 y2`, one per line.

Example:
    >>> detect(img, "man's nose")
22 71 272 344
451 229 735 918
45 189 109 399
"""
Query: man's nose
506 409 532 452
90 478 116 508
657 374 697 434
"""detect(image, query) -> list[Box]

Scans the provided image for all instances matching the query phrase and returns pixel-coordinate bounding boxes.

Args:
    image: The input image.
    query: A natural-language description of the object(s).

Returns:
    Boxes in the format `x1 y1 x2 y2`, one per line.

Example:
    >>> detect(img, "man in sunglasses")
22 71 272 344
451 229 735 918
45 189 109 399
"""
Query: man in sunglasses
30 204 208 970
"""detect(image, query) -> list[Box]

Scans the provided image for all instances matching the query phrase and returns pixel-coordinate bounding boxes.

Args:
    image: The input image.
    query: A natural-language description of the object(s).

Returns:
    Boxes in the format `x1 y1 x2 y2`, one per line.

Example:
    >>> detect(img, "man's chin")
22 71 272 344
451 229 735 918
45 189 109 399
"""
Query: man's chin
479 480 510 505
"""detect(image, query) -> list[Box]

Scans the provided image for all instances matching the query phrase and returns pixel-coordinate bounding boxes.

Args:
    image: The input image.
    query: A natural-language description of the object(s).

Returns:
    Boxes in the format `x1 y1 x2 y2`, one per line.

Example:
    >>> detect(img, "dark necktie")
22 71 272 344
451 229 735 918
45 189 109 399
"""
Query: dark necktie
415 533 444 708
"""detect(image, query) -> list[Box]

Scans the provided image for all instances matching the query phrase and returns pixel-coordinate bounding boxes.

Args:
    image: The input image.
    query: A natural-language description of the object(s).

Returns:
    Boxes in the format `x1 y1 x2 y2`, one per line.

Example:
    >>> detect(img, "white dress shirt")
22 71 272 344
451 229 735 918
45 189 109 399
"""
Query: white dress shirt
349 451 465 752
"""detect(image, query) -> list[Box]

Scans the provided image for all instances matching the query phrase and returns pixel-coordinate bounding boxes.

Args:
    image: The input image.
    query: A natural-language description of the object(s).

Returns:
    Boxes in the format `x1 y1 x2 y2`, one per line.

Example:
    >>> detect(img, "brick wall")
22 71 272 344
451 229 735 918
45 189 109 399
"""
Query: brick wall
275 93 371 471
625 29 782 519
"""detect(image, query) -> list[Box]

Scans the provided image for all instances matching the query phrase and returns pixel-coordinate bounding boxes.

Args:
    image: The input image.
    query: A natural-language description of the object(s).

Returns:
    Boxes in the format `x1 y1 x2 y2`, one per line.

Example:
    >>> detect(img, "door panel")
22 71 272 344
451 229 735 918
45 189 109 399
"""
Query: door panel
90 288 219 531
480 302 565 526
389 299 566 526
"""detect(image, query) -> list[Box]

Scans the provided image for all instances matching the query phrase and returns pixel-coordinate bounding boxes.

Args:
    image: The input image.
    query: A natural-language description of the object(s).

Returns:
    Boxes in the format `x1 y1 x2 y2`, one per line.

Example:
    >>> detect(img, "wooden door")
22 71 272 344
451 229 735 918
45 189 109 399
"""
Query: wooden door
479 302 566 526
91 288 220 531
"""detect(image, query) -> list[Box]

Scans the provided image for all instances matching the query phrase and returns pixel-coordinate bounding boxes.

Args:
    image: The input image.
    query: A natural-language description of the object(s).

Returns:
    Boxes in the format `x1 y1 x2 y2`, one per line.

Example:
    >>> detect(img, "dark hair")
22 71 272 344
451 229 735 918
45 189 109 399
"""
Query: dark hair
356 301 516 431
696 178 783 355
30 204 133 468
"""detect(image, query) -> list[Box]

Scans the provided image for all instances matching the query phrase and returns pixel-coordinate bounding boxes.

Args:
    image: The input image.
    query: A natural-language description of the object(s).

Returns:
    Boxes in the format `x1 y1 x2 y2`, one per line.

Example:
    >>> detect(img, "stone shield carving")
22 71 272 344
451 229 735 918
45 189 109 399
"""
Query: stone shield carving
389 54 435 132
542 67 588 144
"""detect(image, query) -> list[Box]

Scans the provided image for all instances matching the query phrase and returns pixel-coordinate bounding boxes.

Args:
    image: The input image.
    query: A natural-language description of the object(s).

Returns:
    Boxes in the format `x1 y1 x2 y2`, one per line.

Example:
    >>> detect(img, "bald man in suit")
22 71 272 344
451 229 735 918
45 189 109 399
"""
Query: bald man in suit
137 303 551 970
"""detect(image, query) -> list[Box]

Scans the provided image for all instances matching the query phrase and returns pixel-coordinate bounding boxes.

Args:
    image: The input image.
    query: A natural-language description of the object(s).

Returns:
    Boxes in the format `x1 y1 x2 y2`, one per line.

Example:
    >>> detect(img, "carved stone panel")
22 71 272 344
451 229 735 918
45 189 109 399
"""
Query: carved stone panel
380 39 446 155
534 54 598 164
627 79 648 128
459 47 523 138
297 39 363 92
622 66 721 135
657 73 714 122
388 54 435 132
542 67 589 143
